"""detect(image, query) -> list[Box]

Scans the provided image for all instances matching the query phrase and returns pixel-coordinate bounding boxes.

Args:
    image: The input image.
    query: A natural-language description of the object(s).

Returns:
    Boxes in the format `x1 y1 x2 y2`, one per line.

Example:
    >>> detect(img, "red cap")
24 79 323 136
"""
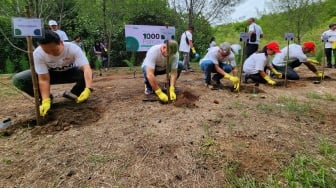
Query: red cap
266 41 281 53
303 41 316 53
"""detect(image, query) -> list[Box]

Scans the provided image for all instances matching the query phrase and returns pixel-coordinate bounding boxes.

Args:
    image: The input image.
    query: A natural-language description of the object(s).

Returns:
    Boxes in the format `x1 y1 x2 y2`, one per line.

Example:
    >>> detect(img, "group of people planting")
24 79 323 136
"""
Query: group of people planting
11 18 330 116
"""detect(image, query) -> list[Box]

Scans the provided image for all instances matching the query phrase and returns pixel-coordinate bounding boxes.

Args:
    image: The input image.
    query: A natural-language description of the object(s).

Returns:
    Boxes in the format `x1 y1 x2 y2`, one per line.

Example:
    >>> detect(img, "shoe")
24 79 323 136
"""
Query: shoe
326 64 332 68
188 68 195 72
211 77 221 85
144 86 153 95
63 91 77 100
243 74 250 83
205 83 219 90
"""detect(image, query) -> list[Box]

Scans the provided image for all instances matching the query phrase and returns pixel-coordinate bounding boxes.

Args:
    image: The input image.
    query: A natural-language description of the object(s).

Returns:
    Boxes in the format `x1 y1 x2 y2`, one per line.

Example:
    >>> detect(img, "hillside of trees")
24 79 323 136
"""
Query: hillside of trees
0 0 335 73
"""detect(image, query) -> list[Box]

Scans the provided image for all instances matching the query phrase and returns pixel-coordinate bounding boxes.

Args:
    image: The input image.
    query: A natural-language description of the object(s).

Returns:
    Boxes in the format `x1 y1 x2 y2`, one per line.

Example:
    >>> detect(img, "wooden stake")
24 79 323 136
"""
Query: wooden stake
166 40 171 103
284 32 294 87
284 39 290 87
25 6 41 126
238 30 249 92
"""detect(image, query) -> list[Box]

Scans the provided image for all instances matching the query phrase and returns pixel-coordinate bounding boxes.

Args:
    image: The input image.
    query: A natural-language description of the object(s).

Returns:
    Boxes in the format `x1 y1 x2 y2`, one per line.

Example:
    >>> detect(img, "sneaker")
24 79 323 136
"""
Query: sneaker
63 91 77 101
211 77 220 85
144 86 153 95
326 64 332 68
243 74 250 83
188 68 195 72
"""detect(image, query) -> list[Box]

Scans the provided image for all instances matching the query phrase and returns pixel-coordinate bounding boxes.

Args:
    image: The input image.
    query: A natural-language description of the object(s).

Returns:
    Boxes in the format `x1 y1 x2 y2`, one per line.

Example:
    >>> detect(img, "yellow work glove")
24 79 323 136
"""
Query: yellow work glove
308 58 320 65
76 88 91 103
315 71 324 79
169 86 176 101
39 98 51 117
191 47 196 54
264 75 276 85
155 88 168 103
271 69 282 79
224 74 240 91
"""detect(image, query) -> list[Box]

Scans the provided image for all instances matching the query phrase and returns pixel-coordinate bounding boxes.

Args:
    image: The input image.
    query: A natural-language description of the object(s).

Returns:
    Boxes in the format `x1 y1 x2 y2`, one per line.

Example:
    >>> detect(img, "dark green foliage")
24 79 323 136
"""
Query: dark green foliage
5 57 15 73
0 0 215 71
6 0 336 71
19 54 29 71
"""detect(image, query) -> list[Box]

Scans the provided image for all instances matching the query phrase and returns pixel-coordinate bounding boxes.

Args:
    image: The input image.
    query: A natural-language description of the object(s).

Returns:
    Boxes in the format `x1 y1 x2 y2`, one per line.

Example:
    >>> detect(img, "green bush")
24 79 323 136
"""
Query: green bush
19 55 29 70
5 57 15 73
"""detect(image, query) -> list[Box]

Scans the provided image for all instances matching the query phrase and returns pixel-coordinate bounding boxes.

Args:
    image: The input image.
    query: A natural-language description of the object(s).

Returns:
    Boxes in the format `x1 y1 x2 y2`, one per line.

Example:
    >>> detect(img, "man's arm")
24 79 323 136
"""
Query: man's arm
189 39 194 49
214 64 227 76
80 64 93 89
303 61 318 73
232 66 239 77
146 66 160 91
169 68 178 87
38 73 51 99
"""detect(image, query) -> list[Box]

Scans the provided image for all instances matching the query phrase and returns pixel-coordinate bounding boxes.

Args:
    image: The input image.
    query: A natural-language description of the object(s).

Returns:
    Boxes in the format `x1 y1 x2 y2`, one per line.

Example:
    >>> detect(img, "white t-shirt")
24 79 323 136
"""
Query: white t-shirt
54 30 69 41
231 44 242 55
272 44 307 67
179 31 192 53
243 53 269 74
209 41 216 48
199 46 236 66
321 29 336 48
33 42 89 74
141 44 179 72
248 23 263 44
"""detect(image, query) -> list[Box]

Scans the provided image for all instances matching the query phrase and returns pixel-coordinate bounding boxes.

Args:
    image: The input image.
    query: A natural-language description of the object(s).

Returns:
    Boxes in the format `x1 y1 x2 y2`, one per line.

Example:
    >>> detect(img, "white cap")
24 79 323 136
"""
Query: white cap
48 20 58 26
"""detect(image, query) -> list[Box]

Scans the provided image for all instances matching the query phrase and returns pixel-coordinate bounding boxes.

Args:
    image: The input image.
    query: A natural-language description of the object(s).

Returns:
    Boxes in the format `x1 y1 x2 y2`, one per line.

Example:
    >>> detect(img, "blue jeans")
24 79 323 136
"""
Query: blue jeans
142 61 183 91
12 67 87 97
272 60 302 80
200 60 233 84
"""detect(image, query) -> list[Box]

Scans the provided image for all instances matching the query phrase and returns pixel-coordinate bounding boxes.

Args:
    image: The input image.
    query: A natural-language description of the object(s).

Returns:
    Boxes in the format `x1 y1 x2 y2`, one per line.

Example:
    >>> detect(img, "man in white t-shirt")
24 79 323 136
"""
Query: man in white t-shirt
199 42 240 90
49 20 69 41
179 26 196 71
141 40 183 102
321 23 336 68
245 18 263 59
12 30 93 117
272 41 323 80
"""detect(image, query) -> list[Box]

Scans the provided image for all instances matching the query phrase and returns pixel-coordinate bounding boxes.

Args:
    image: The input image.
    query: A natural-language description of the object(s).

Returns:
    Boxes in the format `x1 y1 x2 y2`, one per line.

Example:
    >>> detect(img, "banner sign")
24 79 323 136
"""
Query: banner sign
12 17 43 37
125 24 175 51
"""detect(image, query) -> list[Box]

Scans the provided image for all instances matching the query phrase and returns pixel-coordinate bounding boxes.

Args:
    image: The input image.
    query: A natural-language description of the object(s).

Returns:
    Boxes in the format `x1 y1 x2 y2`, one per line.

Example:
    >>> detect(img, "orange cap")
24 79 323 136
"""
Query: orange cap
303 41 316 53
266 41 281 53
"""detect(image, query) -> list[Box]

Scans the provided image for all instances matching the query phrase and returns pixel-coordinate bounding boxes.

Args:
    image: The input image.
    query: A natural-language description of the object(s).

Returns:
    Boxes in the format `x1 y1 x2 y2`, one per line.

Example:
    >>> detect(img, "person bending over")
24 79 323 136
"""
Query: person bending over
243 41 282 85
141 40 183 103
12 30 93 117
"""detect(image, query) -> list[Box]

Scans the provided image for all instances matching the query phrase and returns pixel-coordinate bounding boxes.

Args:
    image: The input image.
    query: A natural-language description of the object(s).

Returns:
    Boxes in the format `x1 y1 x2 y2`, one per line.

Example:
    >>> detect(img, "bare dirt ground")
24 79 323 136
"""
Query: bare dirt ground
0 65 336 187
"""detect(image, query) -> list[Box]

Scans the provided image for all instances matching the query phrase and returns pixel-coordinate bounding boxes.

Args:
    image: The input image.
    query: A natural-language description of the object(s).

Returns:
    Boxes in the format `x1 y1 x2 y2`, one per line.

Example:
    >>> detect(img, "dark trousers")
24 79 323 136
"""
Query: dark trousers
245 43 259 59
12 67 86 97
325 48 336 67
272 60 302 80
182 52 191 70
142 62 183 91
249 73 267 84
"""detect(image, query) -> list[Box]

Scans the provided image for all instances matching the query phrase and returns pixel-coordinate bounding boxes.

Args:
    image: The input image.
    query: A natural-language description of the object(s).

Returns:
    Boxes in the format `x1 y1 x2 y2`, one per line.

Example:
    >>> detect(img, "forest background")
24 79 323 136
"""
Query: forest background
0 0 335 73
